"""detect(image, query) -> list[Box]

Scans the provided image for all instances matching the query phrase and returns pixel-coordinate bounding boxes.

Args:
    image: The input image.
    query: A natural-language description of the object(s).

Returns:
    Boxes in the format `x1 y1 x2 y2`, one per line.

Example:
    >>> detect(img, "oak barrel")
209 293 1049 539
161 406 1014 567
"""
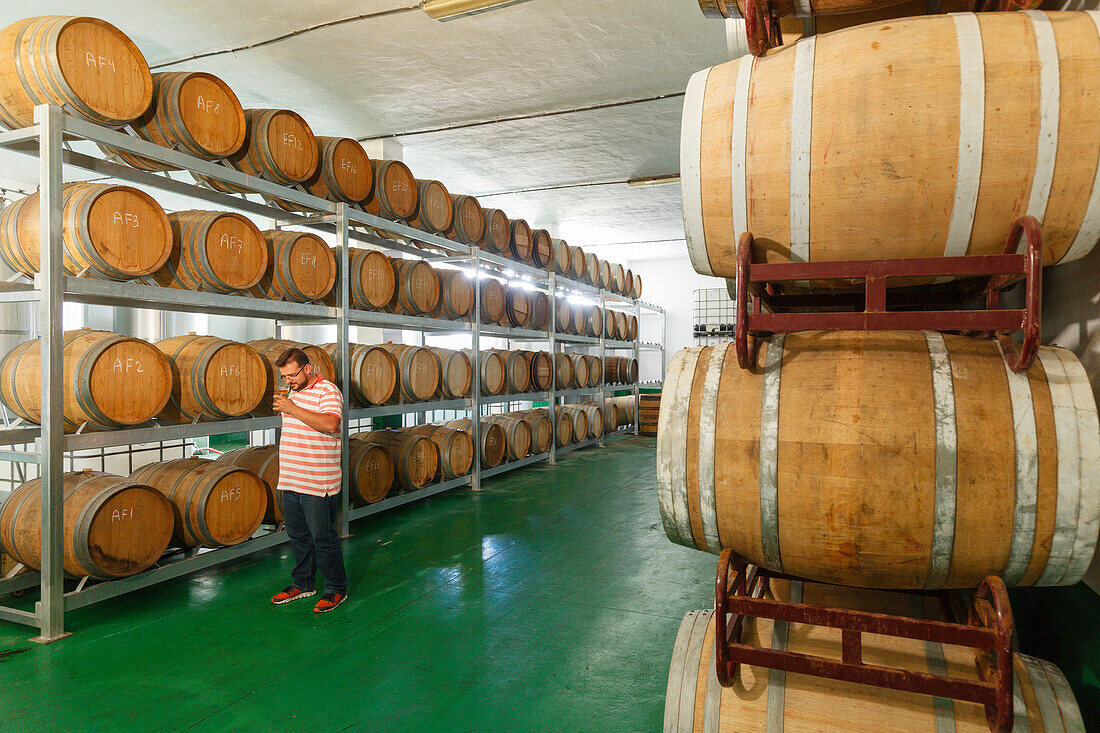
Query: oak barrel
665 580 1085 732
386 258 441 315
604 308 618 340
615 312 629 342
479 278 506 324
0 16 152 129
553 351 574 390
609 263 625 294
658 333 1100 589
248 339 335 413
530 229 553 269
624 267 634 297
0 471 173 579
508 218 533 263
493 349 531 394
551 239 571 275
445 418 506 468
466 349 507 396
409 179 453 234
447 195 485 246
349 440 396 504
130 458 266 548
195 108 318 193
143 210 266 293
509 410 552 454
105 71 245 171
323 247 395 310
603 401 620 433
528 291 550 331
567 353 589 389
0 329 171 431
408 425 474 480
504 287 531 328
597 258 611 290
638 393 660 436
633 274 642 300
481 207 509 253
555 298 573 334
430 347 472 399
580 402 604 436
483 415 531 461
307 136 373 204
155 334 266 422
0 183 172 280
584 252 600 286
354 430 438 490
583 355 602 388
218 445 281 523
376 343 441 402
436 269 474 320
362 159 417 221
682 11 1100 280
535 406 573 447
320 342 398 406
568 245 586 282
249 230 335 302
560 404 589 441
524 350 553 391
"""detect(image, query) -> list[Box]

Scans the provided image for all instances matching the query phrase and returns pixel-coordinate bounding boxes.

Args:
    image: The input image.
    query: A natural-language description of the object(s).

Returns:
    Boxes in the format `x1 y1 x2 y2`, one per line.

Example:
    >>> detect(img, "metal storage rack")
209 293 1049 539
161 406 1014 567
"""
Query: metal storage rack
0 105 663 641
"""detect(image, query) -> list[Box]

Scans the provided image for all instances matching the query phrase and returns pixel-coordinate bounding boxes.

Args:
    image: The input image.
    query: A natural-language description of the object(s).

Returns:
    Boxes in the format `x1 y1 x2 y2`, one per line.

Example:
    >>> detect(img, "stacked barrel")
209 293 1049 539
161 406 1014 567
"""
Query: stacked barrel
665 6 1100 729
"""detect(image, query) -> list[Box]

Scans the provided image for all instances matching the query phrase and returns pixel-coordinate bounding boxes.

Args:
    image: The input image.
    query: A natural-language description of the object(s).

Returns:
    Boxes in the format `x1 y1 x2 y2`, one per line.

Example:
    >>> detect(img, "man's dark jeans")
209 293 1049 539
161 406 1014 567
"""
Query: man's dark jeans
280 490 346 595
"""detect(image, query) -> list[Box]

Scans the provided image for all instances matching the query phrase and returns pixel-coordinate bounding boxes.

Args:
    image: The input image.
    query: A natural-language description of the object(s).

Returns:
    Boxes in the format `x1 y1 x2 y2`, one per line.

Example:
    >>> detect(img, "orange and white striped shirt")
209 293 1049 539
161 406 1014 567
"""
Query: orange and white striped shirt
277 377 344 496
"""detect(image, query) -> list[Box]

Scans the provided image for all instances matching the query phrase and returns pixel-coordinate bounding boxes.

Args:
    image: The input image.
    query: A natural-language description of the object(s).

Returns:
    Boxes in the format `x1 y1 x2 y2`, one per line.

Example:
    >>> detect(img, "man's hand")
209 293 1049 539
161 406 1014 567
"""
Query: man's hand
273 394 295 415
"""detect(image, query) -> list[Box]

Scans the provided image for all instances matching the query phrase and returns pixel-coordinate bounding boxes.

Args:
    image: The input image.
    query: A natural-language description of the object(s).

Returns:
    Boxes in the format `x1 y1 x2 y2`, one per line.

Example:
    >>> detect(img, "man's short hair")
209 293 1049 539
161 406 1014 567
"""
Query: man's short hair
275 347 311 369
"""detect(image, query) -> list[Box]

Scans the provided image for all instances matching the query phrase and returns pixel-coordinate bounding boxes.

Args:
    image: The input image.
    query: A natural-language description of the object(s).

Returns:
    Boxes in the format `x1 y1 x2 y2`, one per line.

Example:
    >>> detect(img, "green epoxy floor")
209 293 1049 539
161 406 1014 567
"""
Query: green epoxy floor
0 437 717 732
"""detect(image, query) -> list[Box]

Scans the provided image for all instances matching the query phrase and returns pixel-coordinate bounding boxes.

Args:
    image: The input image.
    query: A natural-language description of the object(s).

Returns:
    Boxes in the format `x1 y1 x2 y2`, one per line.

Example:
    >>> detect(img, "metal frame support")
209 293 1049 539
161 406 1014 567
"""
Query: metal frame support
336 203 351 538
634 297 641 436
547 273 557 465
597 289 606 448
470 247 482 492
32 104 68 644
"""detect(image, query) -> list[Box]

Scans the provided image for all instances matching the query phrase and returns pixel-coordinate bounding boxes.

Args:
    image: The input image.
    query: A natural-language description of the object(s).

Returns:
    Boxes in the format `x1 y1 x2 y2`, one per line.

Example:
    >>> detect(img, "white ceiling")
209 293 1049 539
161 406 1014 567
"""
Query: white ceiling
0 0 729 261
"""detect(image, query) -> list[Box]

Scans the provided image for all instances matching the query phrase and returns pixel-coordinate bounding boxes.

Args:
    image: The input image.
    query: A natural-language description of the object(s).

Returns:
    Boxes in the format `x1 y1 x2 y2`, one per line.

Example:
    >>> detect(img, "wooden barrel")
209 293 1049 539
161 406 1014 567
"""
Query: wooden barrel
409 179 453 234
195 109 318 194
569 246 586 281
633 274 642 300
623 357 639 384
683 12 1100 280
610 263 626 294
572 304 601 337
584 253 600 285
0 183 172 281
587 307 603 337
408 425 474 480
446 195 485 246
0 471 173 578
492 349 531 394
582 403 604 436
659 332 1100 589
583 355 602 388
362 159 417 220
0 16 152 129
218 445 281 523
610 395 636 425
155 334 267 422
466 349 507 395
320 342 398 406
249 230 336 302
638 393 660 436
349 440 396 504
504 287 531 328
353 430 438 490
376 343 441 402
481 208 510 253
615 312 630 342
247 339 335 413
560 405 590 441
479 278 506 324
510 410 553 454
528 291 550 330
604 356 623 384
555 298 573 334
603 309 617 340
436 269 474 319
130 458 266 548
0 329 171 431
444 418 507 468
322 247 395 310
597 259 611 290
530 229 553 269
484 415 531 461
624 267 634 297
535 406 573 447
308 136 373 204
387 258 441 314
142 210 266 293
429 347 472 399
524 350 553 391
665 580 1085 732
603 401 620 433
509 219 534 263
551 239 571 274
553 352 574 390
103 71 245 171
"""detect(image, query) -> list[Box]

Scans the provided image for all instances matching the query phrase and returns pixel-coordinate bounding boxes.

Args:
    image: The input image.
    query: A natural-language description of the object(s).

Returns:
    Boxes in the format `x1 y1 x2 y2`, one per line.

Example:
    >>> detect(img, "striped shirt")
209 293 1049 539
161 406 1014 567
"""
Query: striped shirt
277 377 343 496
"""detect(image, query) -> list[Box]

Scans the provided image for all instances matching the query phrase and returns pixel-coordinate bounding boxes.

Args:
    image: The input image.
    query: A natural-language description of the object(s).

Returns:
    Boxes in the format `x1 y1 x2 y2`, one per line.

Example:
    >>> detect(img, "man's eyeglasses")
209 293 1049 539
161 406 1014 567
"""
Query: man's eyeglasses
280 364 307 383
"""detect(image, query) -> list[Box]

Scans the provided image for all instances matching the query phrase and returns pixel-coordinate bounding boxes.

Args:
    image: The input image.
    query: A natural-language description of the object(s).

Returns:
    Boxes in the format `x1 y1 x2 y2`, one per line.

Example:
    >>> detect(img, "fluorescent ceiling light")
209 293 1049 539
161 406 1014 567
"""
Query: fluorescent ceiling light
626 174 681 188
420 0 534 21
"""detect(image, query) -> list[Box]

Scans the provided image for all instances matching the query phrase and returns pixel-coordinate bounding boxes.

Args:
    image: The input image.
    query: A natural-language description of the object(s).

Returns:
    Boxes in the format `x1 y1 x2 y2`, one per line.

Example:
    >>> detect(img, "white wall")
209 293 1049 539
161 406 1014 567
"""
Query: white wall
624 255 722 381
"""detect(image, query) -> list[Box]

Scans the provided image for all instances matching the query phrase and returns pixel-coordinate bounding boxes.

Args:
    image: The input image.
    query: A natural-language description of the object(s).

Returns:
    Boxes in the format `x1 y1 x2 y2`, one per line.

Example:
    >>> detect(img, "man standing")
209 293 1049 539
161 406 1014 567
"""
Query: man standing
269 347 348 613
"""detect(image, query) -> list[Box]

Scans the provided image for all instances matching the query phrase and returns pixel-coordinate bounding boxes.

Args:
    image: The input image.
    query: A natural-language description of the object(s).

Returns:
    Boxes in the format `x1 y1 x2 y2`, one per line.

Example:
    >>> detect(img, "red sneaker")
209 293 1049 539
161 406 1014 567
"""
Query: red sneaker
314 592 347 613
271 586 316 605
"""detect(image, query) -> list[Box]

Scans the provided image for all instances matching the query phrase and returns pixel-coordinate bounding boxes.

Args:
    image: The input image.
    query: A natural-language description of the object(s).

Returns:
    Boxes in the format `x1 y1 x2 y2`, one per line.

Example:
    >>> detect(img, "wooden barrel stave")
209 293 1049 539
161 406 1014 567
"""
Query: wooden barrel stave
436 269 474 319
408 425 474 480
195 109 318 194
508 410 553 454
249 230 336 302
218 445 282 523
409 179 454 234
362 159 417 221
445 418 507 468
353 430 438 490
155 334 267 422
508 218 534 263
377 343 441 402
349 440 396 504
387 258 441 315
429 347 472 399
